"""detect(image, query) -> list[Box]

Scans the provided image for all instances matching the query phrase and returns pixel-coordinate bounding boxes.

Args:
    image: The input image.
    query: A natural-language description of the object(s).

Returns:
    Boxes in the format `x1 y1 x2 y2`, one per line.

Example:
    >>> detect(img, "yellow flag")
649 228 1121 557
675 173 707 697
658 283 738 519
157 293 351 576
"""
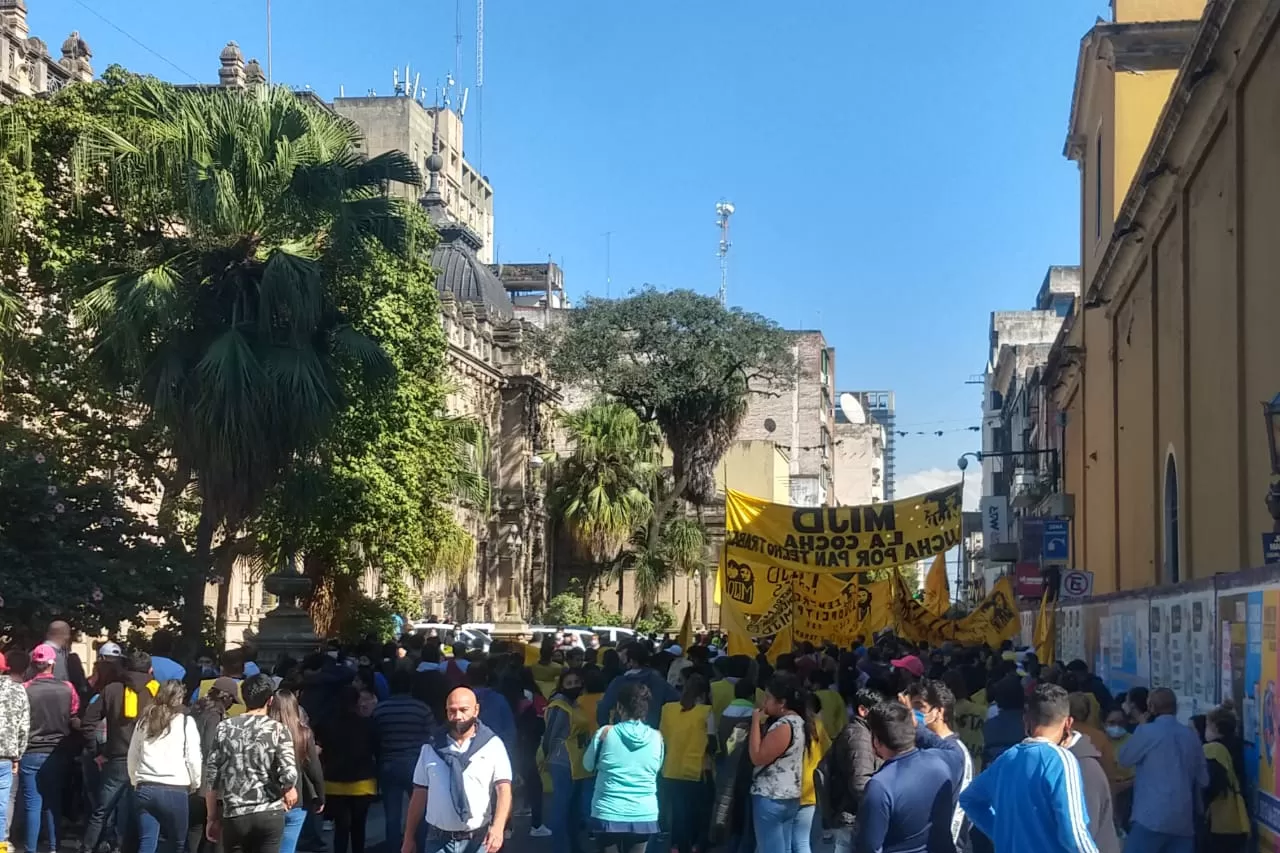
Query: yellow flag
924 553 950 617
765 624 792 664
1034 590 1056 664
675 601 693 654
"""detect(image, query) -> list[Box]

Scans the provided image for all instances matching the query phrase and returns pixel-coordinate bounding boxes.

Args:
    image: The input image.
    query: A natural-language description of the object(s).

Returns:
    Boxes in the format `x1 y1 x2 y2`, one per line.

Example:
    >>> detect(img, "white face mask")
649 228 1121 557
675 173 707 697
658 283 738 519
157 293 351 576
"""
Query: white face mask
1105 725 1127 739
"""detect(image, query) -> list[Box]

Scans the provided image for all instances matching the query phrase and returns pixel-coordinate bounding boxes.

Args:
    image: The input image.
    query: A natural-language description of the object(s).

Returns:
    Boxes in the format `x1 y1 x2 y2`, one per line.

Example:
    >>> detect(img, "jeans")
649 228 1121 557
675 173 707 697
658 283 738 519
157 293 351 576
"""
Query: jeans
830 827 853 853
422 838 486 853
81 757 136 853
548 764 575 853
19 751 65 853
1124 823 1196 853
379 756 418 846
136 783 190 853
790 805 815 853
751 795 799 853
223 809 285 853
0 759 13 843
279 807 306 853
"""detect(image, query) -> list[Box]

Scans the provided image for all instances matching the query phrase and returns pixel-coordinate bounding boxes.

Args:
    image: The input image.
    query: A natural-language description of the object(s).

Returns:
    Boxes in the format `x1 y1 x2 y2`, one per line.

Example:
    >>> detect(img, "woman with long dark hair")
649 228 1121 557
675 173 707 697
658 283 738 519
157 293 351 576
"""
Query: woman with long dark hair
127 681 202 853
268 690 324 853
748 673 814 853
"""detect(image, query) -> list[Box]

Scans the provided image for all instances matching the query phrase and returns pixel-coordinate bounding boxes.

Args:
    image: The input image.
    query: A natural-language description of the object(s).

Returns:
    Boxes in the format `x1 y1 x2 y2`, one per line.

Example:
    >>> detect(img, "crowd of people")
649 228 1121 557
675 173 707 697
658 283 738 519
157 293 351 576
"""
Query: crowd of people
0 620 1252 853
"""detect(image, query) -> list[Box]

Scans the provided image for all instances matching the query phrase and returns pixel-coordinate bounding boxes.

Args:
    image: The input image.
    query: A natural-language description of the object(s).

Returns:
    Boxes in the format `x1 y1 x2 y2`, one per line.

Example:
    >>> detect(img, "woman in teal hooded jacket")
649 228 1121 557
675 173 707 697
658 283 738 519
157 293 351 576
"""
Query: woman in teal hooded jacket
583 681 665 853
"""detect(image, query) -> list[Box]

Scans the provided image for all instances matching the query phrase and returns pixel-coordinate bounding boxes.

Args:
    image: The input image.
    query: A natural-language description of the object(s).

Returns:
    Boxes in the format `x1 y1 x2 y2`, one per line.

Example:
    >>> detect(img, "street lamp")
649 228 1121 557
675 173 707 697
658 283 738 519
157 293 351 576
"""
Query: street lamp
1264 394 1280 530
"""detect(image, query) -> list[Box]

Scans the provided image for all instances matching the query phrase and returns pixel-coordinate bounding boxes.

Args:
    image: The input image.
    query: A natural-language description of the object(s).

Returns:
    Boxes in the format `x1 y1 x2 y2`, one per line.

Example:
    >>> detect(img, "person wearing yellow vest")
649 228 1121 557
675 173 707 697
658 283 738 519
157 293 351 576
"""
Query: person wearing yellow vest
190 649 247 717
543 669 591 852
530 638 564 700
1203 705 1250 852
808 671 846 749
659 674 715 853
79 650 159 853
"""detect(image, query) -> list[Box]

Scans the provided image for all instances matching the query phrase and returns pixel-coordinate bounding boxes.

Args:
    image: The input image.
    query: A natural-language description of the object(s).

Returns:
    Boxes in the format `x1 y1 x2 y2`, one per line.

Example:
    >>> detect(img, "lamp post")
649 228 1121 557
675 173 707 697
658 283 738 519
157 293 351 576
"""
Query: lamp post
1264 393 1280 532
957 453 980 604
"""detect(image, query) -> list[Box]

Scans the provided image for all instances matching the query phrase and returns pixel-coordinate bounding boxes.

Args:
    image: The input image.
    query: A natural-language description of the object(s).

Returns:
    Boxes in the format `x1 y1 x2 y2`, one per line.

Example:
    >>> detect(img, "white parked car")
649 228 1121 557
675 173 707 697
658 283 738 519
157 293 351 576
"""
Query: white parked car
410 622 491 652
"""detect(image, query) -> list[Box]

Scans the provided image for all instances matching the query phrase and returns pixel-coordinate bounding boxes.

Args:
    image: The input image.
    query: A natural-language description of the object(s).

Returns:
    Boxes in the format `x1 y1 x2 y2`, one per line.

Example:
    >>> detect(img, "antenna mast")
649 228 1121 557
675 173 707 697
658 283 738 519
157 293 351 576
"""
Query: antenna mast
476 0 485 171
266 0 273 84
716 200 735 305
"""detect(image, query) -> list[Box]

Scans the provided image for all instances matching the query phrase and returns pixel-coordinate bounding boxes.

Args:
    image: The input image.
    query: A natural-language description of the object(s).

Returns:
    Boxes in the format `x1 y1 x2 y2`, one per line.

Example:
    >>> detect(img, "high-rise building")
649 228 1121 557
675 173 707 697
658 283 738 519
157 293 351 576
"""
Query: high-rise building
333 94 496 263
844 391 896 498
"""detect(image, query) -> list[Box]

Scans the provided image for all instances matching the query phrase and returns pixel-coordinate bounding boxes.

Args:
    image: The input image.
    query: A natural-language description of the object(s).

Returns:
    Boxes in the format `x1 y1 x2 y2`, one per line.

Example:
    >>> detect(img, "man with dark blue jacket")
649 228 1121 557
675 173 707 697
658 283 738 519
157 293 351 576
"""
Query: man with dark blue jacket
597 642 678 729
857 701 955 853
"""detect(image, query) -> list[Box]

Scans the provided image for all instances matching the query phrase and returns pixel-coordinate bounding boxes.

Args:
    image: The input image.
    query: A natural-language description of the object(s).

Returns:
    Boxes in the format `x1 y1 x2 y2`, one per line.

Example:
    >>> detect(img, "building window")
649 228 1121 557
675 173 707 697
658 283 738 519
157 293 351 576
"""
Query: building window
1094 130 1103 240
1163 454 1180 584
1054 298 1073 318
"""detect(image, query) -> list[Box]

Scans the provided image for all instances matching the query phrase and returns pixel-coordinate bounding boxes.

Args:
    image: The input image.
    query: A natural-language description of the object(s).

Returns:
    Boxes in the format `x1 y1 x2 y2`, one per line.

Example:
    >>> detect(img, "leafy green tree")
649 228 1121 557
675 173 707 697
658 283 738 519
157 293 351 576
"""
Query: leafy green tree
547 288 790 617
253 207 478 637
0 71 206 634
549 401 660 616
70 81 421 642
0 447 194 643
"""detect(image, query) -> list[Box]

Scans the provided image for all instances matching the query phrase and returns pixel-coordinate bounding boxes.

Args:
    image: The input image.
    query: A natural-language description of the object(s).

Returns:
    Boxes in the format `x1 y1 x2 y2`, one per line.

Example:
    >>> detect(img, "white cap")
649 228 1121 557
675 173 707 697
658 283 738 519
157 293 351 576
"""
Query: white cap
98 642 123 659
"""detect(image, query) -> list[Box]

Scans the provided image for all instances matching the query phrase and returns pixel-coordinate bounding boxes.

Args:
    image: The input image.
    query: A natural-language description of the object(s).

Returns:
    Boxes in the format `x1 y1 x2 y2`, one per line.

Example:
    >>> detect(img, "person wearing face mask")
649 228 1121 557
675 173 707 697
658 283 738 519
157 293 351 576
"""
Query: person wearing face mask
544 669 590 852
1117 687 1207 853
1201 704 1249 853
402 687 513 853
907 680 972 852
855 701 954 853
958 683 1098 853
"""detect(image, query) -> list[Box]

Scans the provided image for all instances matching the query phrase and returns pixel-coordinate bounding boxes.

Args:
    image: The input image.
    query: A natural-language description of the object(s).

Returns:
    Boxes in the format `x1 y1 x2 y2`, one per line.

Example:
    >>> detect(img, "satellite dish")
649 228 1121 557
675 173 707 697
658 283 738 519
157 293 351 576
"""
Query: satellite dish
839 393 866 424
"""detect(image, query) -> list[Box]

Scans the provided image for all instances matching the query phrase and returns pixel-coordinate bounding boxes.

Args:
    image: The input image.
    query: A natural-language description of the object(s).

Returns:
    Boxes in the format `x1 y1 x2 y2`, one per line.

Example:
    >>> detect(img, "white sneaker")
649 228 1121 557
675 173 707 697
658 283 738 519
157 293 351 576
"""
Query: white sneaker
529 826 552 838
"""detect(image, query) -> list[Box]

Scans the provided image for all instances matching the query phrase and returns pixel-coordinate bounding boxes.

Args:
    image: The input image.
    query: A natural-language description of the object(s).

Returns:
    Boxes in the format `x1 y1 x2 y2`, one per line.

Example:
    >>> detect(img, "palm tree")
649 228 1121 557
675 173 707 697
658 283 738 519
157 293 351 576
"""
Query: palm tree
73 81 420 643
550 401 660 615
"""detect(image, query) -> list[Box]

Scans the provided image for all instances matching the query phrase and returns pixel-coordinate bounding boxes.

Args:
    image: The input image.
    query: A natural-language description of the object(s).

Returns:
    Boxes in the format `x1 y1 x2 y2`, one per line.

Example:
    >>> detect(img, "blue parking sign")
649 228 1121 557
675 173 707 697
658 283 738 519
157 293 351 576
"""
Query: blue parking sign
1042 519 1069 562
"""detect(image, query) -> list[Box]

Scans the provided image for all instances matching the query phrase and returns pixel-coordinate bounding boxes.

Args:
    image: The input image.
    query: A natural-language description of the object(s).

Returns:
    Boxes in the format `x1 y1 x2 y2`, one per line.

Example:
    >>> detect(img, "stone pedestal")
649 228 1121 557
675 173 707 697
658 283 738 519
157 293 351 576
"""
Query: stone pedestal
254 557 319 666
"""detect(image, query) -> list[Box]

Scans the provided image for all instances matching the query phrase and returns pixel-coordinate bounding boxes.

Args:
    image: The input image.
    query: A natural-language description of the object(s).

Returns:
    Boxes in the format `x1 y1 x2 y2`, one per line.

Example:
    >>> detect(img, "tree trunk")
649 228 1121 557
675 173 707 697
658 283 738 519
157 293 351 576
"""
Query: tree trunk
181 504 215 653
581 568 596 622
696 505 709 627
305 553 337 637
155 462 192 550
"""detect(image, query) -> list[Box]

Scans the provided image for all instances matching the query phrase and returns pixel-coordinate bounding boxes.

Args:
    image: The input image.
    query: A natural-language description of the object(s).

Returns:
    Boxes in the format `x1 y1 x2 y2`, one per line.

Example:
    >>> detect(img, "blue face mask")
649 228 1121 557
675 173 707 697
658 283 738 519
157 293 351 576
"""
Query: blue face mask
913 709 927 727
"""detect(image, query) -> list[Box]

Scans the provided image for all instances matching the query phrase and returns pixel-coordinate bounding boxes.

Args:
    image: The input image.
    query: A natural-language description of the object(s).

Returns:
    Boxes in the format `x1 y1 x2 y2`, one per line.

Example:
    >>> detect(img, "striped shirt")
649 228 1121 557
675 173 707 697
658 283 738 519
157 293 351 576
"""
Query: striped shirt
371 695 435 762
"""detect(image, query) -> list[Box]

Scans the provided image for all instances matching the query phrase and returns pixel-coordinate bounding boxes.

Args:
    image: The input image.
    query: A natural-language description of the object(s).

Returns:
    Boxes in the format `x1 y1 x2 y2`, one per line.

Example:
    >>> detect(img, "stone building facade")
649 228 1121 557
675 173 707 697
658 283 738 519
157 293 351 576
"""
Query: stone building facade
0 1 92 104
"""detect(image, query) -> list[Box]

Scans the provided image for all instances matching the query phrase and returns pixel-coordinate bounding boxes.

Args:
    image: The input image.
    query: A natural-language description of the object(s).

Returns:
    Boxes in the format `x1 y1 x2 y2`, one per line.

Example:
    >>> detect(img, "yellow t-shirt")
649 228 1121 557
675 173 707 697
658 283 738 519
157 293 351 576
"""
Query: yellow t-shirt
1205 741 1250 836
530 662 563 698
800 719 832 807
660 702 713 781
815 689 846 742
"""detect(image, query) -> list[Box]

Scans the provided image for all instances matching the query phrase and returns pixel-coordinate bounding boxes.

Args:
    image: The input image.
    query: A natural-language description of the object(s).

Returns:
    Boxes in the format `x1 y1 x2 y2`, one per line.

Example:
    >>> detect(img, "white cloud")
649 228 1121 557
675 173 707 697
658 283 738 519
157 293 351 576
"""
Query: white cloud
896 467 982 511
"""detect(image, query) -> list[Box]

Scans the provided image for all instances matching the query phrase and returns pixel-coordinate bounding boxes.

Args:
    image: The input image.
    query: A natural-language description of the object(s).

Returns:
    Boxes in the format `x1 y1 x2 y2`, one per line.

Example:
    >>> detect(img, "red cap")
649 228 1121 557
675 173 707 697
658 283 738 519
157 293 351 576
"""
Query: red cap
891 655 925 678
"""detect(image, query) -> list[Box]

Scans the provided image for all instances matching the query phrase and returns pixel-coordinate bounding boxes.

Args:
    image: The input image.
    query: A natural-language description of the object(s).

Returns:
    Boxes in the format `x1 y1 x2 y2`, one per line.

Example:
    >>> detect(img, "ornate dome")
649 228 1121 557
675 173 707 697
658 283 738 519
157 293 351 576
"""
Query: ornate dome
244 59 265 85
430 239 513 319
220 41 243 63
61 31 90 60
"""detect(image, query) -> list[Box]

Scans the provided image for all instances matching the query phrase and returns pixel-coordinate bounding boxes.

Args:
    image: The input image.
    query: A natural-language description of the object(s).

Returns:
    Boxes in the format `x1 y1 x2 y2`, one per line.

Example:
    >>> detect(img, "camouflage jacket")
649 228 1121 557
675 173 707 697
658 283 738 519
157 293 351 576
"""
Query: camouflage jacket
0 678 29 759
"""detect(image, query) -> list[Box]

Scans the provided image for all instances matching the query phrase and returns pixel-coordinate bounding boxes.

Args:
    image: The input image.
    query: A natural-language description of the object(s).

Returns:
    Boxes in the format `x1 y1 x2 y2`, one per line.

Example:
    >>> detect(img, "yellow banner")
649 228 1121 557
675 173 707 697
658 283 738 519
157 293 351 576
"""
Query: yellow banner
725 485 962 575
892 573 1020 648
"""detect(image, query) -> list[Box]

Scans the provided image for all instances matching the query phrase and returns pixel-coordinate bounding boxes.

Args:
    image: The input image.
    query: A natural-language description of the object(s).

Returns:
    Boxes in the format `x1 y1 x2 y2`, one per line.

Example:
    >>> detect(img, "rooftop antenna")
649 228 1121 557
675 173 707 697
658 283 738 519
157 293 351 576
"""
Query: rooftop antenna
459 87 469 117
412 72 421 100
454 0 463 88
266 0 273 84
716 200 735 305
393 67 403 96
444 72 455 107
476 0 485 171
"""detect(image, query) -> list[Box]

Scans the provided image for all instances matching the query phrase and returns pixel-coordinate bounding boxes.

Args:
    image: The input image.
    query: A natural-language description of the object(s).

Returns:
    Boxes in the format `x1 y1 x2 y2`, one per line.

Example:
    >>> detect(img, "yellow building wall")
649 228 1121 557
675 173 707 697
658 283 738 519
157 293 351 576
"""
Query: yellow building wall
1082 68 1116 290
1068 14 1280 591
1081 305 1118 593
1114 269 1158 589
1113 70 1180 217
1064 388 1086 574
715 440 789 503
1185 124 1241 576
1241 33 1280 563
1111 0 1206 24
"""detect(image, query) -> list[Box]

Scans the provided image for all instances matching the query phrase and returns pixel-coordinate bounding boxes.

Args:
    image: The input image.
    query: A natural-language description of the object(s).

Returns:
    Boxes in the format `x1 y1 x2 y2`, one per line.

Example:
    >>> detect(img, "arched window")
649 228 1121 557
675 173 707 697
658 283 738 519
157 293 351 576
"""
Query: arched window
1163 453 1180 584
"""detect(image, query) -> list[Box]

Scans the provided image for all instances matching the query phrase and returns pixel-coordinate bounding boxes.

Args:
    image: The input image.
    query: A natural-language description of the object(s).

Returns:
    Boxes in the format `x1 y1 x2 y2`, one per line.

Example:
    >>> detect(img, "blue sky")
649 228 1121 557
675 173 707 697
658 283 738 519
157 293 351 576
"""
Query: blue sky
32 0 1108 512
